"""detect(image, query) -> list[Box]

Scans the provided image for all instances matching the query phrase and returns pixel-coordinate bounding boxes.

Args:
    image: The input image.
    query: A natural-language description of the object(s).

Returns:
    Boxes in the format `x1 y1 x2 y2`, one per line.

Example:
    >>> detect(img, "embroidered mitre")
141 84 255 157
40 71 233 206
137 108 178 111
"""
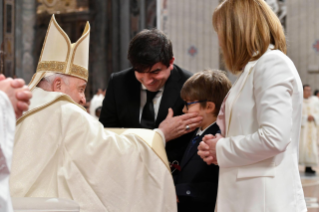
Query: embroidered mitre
29 14 90 90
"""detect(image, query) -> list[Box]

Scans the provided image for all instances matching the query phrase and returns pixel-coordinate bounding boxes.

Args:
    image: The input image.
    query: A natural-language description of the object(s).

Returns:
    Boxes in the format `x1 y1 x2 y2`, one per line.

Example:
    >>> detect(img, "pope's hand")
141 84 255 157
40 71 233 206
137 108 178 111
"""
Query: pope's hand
198 133 223 165
159 108 203 142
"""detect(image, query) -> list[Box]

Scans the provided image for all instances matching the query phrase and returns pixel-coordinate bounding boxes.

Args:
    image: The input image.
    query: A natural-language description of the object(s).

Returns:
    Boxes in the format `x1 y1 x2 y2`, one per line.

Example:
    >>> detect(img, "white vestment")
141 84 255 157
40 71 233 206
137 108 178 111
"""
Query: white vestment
10 88 176 212
299 96 319 166
313 95 319 146
0 91 15 212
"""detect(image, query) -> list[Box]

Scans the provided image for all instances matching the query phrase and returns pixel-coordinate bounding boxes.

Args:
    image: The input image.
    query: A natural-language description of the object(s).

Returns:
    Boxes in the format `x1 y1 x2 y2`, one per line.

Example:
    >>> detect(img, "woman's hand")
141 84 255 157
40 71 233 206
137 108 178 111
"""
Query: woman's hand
198 133 223 165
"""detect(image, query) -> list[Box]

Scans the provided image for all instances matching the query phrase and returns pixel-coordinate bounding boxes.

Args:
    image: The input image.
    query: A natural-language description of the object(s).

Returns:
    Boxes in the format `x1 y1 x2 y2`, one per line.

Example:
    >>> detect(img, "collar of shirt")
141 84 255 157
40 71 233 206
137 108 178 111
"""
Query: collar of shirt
141 84 164 93
196 122 216 136
139 85 165 122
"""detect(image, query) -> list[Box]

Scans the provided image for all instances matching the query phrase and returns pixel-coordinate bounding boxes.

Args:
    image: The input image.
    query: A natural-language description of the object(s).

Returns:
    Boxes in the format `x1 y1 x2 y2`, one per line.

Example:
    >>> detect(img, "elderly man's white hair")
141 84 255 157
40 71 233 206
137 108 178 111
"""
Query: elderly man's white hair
37 73 70 90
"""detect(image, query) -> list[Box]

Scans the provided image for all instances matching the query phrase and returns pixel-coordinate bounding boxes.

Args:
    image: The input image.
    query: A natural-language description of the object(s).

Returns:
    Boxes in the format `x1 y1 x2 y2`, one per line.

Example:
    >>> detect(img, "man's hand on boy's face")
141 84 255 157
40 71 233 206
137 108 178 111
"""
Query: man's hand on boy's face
158 108 203 142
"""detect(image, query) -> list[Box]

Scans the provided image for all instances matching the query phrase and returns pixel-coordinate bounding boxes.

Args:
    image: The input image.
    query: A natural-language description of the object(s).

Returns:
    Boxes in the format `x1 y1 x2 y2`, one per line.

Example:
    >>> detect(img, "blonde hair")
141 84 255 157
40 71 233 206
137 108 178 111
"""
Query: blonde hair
213 0 286 73
181 69 231 116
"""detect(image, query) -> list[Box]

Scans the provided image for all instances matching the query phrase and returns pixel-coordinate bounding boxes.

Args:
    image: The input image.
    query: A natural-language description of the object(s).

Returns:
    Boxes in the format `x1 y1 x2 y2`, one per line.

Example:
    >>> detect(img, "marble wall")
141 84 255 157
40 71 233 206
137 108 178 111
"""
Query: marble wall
286 0 319 90
160 0 220 75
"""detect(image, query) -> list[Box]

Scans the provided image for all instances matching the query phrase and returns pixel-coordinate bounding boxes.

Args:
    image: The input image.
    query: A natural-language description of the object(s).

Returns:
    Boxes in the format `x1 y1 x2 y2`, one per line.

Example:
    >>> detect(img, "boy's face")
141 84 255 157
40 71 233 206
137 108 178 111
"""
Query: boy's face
183 100 207 126
183 99 216 130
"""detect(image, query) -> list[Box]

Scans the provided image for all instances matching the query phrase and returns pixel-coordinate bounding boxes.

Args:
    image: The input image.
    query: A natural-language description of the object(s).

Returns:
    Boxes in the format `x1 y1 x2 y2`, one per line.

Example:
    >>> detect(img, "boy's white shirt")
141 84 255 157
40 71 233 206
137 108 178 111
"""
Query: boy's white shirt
196 122 216 136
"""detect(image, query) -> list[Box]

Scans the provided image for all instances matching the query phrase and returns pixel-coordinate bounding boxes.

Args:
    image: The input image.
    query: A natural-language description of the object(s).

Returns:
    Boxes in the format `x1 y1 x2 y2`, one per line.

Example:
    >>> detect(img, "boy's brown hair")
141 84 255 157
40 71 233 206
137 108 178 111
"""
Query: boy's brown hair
181 70 231 116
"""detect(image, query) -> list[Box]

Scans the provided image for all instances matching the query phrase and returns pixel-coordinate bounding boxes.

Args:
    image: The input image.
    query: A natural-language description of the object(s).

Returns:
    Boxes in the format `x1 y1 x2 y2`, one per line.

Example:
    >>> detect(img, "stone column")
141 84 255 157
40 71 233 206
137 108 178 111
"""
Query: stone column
89 0 108 94
89 0 131 95
119 0 130 70
15 0 36 82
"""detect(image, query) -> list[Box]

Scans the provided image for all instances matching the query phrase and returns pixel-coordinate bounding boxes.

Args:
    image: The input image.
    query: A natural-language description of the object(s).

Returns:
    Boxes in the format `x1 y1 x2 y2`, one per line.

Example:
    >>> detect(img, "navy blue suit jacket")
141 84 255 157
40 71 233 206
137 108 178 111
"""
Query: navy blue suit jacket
175 123 220 212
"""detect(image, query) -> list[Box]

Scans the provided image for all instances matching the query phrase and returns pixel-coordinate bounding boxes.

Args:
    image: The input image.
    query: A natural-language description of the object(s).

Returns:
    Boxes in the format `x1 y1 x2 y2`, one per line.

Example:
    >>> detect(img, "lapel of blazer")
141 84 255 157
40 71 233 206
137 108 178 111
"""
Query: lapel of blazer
127 70 143 127
225 46 275 135
156 67 182 125
181 123 219 168
225 62 257 137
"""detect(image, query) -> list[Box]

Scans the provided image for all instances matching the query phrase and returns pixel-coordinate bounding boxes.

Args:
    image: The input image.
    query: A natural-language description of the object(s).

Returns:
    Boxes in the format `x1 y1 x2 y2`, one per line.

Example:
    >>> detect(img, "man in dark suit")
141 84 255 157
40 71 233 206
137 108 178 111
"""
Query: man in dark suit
99 29 202 168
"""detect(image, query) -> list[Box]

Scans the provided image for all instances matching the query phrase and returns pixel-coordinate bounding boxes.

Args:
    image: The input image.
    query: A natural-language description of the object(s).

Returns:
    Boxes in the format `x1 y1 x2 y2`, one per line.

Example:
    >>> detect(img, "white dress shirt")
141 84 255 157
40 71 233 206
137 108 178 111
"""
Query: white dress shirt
139 85 166 145
139 84 164 122
196 122 216 136
89 94 104 119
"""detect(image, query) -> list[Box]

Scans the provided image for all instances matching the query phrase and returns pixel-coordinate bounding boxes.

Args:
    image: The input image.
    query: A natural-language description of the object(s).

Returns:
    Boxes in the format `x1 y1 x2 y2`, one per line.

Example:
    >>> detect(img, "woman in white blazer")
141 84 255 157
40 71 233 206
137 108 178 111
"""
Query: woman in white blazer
198 0 307 211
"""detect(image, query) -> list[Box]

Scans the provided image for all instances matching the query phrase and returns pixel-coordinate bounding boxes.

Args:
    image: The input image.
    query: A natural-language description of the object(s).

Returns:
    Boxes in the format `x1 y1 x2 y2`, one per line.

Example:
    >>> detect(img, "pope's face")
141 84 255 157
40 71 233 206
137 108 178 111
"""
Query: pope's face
134 59 174 92
61 76 87 105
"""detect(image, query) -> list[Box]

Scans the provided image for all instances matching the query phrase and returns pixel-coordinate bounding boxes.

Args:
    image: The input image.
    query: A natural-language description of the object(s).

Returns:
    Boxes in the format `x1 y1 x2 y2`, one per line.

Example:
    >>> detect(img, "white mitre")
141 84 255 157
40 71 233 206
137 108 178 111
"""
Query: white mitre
29 15 90 90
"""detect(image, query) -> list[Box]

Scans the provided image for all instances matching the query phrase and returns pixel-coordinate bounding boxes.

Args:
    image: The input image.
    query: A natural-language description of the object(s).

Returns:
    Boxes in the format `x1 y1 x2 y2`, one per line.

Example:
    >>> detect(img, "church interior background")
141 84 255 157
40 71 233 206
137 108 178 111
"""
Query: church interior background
1 0 319 211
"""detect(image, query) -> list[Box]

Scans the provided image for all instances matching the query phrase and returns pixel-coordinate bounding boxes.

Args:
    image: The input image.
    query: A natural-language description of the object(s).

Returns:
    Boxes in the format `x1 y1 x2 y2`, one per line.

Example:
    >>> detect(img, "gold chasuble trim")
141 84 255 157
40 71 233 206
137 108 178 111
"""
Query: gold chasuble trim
16 93 85 125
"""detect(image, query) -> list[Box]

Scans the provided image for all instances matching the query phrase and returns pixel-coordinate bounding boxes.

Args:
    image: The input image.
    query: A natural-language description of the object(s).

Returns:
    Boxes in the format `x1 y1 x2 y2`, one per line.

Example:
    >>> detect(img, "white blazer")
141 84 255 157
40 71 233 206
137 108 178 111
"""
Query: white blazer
216 46 307 212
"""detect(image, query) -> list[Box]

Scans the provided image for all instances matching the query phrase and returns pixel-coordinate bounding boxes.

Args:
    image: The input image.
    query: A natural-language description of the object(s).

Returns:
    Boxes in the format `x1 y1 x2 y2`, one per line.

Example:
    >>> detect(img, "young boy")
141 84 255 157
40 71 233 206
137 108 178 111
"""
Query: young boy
175 69 231 212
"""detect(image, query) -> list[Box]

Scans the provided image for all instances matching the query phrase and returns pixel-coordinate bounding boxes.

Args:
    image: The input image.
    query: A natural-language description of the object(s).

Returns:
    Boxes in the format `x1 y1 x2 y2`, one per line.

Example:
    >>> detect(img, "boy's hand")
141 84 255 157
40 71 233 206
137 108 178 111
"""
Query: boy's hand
158 108 203 142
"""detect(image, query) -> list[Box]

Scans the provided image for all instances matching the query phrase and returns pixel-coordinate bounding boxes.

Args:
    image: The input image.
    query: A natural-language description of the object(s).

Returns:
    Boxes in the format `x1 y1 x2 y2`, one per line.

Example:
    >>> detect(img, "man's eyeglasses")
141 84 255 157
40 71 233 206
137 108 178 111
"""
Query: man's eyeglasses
184 100 207 110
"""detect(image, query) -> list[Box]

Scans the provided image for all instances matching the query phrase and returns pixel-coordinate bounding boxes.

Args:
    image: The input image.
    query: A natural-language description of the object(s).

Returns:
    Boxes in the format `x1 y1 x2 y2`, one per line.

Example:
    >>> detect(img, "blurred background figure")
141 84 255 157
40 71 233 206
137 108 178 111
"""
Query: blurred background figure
314 89 319 147
300 85 319 174
83 101 90 113
264 0 286 27
95 106 102 119
89 88 105 119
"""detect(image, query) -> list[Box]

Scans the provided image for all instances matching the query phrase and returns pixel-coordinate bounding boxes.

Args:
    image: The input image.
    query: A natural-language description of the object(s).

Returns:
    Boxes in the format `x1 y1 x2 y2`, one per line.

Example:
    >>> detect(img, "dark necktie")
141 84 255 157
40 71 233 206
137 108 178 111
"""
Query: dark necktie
141 90 159 129
186 135 201 155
